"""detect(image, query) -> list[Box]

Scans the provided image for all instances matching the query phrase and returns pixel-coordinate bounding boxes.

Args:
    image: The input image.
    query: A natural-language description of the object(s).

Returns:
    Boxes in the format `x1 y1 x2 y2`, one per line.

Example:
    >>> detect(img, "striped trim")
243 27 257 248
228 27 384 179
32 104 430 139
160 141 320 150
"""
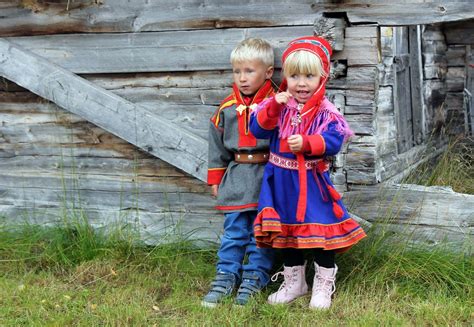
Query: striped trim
215 202 258 211
212 99 237 127
290 39 331 61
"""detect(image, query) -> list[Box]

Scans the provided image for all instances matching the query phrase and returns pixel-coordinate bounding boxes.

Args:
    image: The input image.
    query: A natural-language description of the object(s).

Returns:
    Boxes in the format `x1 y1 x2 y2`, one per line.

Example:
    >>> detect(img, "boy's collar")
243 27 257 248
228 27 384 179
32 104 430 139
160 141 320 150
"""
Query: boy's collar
232 79 273 107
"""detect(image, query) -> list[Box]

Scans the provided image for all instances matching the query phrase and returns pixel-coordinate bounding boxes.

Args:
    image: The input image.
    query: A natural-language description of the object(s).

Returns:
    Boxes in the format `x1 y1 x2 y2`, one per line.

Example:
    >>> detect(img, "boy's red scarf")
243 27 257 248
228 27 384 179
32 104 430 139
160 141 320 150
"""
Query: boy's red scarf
233 80 274 147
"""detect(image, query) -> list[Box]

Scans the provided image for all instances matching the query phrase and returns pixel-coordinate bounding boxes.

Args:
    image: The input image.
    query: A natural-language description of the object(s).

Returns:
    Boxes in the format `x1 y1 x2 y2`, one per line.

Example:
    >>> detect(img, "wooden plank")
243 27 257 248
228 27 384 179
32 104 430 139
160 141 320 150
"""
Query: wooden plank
317 2 474 26
443 19 474 45
344 184 474 232
6 27 378 74
0 39 208 181
6 26 314 74
393 27 413 154
333 33 380 66
0 1 327 36
409 25 425 145
446 67 466 92
346 168 377 185
467 46 474 136
0 204 223 243
345 114 375 136
2 2 472 37
446 45 467 67
0 172 208 194
345 144 376 169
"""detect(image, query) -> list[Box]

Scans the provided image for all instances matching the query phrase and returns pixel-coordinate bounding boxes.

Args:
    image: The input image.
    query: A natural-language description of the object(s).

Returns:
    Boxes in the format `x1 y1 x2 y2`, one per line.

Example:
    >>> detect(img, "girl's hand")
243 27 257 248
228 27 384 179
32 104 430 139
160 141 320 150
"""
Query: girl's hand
274 91 293 105
287 134 303 153
211 184 218 197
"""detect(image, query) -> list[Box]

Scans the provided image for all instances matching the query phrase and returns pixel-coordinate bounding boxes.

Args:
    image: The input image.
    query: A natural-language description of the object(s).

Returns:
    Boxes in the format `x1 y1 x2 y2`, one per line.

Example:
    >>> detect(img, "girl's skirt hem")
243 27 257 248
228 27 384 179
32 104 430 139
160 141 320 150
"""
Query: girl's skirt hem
254 207 367 253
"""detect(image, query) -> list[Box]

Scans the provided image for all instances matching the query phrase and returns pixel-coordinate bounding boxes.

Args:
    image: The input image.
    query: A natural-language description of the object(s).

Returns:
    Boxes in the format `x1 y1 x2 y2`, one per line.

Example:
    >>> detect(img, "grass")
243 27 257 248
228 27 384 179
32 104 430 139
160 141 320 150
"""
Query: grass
406 136 474 194
0 217 472 326
1 136 472 326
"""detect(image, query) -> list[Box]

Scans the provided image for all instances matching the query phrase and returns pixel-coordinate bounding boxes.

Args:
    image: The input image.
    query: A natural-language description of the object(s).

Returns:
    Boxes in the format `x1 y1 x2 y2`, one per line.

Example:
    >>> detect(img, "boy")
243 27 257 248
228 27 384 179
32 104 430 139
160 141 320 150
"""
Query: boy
203 38 275 307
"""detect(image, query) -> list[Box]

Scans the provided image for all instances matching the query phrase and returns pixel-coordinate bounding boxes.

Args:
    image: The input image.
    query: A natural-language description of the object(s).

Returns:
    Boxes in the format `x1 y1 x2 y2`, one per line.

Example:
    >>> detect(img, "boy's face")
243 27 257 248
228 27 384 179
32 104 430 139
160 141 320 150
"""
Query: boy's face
285 73 321 104
232 59 273 96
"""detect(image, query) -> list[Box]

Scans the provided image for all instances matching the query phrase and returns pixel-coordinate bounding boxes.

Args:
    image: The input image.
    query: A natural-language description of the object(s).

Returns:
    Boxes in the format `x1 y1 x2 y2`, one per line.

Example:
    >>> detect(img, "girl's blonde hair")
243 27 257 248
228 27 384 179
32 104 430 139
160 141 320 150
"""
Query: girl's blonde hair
230 38 274 67
282 50 327 78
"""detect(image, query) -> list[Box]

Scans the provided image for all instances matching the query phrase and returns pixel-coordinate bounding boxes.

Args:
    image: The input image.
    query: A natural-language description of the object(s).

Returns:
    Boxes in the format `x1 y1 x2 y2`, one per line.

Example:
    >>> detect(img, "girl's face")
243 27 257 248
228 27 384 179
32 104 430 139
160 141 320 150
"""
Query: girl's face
286 73 321 104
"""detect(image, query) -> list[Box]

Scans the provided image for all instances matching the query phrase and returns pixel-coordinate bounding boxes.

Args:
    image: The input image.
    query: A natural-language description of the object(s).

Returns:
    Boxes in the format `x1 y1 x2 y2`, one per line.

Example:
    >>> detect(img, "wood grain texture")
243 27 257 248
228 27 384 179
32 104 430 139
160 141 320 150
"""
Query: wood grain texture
0 39 208 181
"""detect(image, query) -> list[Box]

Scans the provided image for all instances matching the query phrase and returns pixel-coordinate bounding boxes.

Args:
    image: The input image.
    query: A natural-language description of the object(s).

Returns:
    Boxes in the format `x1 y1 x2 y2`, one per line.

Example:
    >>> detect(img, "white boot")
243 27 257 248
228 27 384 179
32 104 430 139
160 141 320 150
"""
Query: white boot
310 263 337 309
267 264 308 305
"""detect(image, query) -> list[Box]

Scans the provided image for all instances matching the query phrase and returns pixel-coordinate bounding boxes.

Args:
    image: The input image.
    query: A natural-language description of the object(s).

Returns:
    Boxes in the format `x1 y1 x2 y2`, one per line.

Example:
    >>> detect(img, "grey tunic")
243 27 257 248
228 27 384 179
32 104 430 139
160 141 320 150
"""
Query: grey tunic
208 93 270 213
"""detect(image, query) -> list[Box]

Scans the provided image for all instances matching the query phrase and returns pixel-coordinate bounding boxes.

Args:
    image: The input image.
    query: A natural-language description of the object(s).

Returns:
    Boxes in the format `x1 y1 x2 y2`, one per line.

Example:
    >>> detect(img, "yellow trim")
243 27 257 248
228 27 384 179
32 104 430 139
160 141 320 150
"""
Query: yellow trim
214 99 237 126
260 217 356 226
272 229 366 245
208 167 227 171
220 99 237 109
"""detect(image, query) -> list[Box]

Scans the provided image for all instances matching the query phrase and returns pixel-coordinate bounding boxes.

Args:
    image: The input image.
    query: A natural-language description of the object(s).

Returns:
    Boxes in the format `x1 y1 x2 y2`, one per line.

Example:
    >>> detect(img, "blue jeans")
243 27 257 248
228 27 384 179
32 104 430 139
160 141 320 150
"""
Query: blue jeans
216 211 274 286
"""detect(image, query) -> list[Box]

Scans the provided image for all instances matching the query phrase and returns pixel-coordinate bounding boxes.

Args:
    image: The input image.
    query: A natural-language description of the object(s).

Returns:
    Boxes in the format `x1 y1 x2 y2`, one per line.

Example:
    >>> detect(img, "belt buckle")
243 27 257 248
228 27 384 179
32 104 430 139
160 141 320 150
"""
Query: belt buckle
248 154 253 160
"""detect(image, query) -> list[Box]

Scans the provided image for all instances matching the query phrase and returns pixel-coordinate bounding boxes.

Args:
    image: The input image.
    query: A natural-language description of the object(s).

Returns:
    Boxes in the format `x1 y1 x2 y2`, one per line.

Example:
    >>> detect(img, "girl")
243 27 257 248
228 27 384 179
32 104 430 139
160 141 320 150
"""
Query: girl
249 36 366 309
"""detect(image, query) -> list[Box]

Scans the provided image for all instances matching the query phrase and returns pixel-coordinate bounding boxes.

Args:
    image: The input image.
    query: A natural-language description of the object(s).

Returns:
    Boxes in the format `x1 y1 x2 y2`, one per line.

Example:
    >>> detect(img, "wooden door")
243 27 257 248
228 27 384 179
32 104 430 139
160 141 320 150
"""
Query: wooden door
393 26 423 153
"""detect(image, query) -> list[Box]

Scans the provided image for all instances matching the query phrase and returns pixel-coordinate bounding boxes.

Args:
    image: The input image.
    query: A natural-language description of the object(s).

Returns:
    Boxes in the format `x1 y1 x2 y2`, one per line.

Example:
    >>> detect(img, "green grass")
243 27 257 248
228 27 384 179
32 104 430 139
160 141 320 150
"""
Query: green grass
0 218 472 326
407 136 474 194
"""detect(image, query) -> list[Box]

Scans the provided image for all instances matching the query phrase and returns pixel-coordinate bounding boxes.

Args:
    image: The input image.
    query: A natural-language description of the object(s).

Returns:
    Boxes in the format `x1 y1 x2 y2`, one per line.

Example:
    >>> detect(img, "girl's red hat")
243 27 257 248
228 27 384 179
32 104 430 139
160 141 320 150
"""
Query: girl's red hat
281 36 332 75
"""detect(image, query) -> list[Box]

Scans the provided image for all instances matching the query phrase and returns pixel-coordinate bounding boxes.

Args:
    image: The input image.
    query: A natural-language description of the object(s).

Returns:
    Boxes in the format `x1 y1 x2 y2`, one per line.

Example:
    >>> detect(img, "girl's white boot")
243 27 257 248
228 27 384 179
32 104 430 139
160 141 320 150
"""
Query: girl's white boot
309 263 337 309
267 264 308 304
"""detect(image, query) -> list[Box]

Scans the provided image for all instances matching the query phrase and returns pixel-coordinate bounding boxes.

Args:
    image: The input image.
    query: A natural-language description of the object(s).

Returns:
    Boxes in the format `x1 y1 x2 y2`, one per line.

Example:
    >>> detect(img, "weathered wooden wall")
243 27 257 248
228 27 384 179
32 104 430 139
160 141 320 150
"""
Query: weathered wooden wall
1 1 472 245
443 19 474 135
0 1 373 241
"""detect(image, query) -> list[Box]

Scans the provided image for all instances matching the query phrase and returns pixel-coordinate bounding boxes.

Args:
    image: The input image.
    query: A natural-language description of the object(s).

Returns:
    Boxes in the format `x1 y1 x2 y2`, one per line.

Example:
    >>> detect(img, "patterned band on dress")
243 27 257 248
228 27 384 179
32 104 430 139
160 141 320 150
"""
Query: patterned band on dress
269 152 328 171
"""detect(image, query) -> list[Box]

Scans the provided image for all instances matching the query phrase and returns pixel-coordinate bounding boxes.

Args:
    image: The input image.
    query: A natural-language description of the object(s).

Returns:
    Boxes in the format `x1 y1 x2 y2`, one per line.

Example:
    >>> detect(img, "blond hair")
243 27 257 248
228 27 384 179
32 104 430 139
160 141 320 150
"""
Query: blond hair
282 50 327 78
230 38 274 67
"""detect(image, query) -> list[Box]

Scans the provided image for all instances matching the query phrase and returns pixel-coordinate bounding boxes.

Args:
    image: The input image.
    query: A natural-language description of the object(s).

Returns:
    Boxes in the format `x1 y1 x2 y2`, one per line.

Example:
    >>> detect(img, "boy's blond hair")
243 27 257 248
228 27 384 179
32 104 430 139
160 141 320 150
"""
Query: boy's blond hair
230 38 274 67
282 50 327 78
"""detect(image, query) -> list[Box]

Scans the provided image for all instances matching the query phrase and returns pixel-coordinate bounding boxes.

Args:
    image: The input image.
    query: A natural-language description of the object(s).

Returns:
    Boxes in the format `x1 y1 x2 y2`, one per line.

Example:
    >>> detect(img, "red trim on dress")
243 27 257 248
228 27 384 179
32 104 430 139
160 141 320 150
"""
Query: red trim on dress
215 202 258 211
255 216 367 252
295 154 307 222
278 138 291 153
254 207 282 244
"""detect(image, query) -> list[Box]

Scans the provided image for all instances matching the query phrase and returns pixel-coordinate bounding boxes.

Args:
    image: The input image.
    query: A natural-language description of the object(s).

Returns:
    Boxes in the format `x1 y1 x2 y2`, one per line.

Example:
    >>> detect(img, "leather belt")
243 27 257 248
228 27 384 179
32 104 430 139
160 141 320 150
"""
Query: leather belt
234 152 269 164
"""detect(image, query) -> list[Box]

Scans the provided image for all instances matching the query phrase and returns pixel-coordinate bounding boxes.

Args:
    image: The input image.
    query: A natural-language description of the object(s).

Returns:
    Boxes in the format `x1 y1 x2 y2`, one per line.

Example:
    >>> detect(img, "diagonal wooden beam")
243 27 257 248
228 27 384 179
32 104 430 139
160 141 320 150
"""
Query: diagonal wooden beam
0 38 208 181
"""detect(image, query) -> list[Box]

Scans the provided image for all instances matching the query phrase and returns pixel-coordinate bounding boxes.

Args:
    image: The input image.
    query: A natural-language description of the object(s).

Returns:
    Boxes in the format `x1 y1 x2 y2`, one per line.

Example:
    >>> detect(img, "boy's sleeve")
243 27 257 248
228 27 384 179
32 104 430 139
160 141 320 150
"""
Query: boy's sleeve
303 122 344 157
249 98 281 139
207 108 233 185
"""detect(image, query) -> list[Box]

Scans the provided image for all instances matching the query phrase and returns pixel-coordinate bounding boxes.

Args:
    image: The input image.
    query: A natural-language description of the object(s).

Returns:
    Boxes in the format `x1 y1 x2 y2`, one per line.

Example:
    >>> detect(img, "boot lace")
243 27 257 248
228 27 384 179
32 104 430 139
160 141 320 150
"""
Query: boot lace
314 274 336 296
271 268 297 293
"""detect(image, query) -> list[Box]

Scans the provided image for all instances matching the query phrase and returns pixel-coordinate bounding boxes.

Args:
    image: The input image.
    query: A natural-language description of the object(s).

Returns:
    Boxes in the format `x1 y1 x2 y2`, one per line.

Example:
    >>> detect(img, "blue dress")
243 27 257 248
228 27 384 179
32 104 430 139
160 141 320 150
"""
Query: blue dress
249 97 366 251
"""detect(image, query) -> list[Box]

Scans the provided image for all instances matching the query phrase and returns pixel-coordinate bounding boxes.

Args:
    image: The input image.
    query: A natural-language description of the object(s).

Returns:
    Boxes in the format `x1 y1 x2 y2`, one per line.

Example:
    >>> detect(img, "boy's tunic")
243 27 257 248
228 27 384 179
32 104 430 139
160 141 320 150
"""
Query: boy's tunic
208 80 274 213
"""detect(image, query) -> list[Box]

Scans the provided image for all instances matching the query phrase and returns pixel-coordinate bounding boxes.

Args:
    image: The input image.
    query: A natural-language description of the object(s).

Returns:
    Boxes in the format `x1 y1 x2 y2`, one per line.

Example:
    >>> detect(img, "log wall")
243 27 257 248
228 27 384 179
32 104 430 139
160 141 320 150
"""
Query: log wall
1 2 472 245
443 19 474 135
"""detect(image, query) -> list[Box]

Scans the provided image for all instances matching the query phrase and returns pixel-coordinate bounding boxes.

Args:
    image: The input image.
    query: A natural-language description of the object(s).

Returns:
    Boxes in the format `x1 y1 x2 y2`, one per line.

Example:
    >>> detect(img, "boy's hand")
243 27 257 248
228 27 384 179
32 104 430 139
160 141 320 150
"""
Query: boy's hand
211 184 218 197
274 92 293 105
287 134 303 153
